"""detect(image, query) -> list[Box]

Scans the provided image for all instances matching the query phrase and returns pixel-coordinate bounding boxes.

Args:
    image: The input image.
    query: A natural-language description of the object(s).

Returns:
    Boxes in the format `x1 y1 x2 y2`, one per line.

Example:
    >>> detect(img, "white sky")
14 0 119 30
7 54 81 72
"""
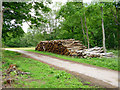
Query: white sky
22 0 92 33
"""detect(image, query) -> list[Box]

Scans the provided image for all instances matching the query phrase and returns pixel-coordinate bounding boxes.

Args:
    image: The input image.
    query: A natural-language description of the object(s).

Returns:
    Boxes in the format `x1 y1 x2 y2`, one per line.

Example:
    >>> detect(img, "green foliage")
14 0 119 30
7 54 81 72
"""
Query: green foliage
49 2 118 49
3 1 119 49
2 50 97 88
26 50 118 71
2 2 51 46
3 28 47 47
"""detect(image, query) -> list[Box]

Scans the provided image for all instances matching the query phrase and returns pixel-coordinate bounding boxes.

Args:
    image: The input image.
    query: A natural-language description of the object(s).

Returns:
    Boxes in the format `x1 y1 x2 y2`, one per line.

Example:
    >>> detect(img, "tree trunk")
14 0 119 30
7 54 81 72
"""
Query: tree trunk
0 0 2 89
81 17 86 45
0 1 2 48
54 19 57 39
84 13 90 49
101 6 106 53
110 7 120 27
115 2 120 60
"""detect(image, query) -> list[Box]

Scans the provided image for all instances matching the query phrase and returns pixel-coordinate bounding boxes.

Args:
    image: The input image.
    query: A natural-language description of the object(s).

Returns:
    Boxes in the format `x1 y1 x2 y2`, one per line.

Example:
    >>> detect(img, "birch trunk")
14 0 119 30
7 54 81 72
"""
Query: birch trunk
101 6 106 53
84 13 90 49
81 17 86 45
54 19 57 39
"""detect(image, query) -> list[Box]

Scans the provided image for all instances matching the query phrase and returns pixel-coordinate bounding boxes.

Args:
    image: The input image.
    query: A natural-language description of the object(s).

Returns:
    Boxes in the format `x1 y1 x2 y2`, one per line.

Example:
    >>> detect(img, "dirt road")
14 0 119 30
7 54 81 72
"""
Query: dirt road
5 49 119 88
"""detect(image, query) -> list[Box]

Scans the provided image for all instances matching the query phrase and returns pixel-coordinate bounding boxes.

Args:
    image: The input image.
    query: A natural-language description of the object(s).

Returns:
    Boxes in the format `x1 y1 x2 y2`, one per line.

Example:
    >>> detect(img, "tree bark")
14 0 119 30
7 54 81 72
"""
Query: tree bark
101 6 106 53
84 13 90 49
115 2 120 60
0 0 2 89
81 17 86 45
110 7 120 26
54 18 57 39
0 1 2 48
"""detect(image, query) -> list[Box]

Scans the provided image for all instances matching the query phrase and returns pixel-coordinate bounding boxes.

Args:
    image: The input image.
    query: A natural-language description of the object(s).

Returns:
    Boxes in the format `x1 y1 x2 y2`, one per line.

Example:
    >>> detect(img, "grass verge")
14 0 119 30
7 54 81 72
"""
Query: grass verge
26 50 118 71
2 50 98 88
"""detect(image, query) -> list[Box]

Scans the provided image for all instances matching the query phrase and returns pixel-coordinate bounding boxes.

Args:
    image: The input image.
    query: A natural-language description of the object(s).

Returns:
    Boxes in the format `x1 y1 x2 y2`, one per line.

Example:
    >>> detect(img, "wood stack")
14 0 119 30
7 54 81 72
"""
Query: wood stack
35 39 86 56
76 46 114 58
35 40 114 58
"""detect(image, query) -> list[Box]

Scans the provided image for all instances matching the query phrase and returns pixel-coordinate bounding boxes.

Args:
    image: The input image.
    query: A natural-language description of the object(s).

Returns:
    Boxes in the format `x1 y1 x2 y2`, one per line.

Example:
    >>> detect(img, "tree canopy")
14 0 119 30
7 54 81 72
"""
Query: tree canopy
2 1 51 44
2 1 119 49
54 2 118 49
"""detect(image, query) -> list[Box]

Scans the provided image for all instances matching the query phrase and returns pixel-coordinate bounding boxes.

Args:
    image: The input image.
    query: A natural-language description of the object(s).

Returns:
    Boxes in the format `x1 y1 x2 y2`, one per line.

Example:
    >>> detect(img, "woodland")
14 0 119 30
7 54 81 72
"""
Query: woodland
2 1 119 50
1 1 120 88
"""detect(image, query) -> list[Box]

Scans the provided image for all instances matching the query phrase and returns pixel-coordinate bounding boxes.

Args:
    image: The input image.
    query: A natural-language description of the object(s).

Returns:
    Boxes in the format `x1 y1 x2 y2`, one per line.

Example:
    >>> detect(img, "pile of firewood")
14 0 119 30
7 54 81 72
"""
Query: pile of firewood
35 39 86 56
35 39 114 58
76 46 114 58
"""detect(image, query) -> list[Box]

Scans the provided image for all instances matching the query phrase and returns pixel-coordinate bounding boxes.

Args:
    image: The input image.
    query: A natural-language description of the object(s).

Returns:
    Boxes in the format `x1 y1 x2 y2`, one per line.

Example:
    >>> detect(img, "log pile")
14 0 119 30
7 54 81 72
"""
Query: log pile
35 39 86 56
35 39 114 58
77 46 114 58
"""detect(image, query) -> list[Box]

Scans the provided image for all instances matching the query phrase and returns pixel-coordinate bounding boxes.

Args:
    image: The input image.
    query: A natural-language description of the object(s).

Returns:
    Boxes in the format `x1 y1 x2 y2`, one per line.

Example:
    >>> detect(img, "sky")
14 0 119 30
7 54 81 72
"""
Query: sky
22 0 92 33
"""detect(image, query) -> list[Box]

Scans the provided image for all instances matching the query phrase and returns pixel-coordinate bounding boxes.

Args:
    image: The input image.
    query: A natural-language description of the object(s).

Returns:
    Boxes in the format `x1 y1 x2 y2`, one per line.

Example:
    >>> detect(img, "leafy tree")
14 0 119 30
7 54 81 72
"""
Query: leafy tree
2 1 51 46
2 1 119 49
54 1 118 49
100 3 106 53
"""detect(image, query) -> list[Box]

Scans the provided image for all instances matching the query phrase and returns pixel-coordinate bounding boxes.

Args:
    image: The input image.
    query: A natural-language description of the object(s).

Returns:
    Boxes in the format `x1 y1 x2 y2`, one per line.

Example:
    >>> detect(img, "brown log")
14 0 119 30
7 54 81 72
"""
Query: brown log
35 39 88 57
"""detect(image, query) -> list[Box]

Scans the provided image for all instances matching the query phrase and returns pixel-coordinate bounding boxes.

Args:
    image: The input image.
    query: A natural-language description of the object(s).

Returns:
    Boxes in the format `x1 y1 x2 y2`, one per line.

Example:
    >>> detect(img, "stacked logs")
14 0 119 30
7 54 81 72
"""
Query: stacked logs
35 39 114 58
35 39 86 56
77 46 114 58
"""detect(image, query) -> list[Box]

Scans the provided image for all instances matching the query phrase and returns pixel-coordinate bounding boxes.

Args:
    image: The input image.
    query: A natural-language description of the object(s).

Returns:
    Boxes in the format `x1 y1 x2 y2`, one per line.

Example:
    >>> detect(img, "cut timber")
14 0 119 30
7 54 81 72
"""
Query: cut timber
35 39 86 56
77 46 114 58
35 40 114 58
